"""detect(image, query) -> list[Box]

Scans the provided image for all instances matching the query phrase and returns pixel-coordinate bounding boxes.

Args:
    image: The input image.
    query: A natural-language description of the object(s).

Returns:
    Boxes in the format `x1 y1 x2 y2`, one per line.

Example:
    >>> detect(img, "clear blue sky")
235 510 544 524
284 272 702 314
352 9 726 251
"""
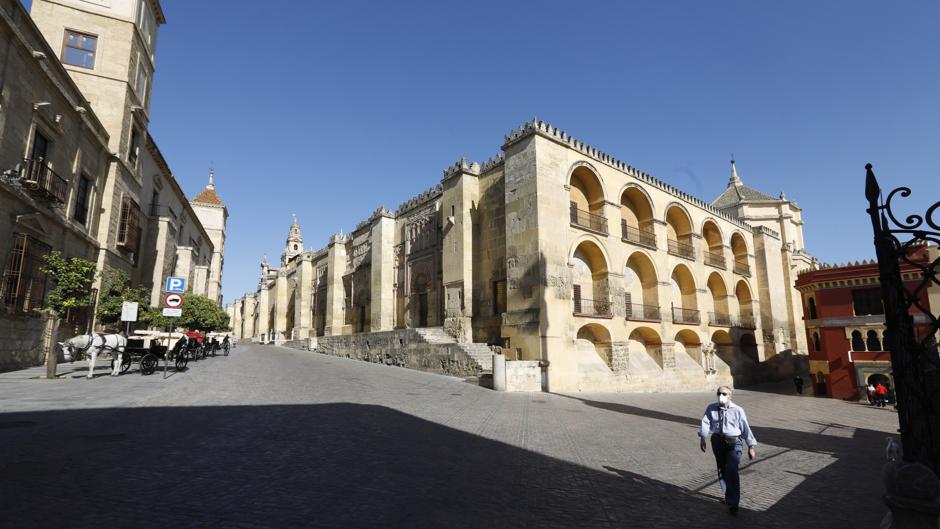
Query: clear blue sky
29 1 940 304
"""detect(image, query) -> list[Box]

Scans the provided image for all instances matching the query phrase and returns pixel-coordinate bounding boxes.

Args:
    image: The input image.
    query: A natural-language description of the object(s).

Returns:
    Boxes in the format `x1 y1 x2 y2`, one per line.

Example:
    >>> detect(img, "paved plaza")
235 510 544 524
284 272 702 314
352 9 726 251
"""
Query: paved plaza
0 344 897 529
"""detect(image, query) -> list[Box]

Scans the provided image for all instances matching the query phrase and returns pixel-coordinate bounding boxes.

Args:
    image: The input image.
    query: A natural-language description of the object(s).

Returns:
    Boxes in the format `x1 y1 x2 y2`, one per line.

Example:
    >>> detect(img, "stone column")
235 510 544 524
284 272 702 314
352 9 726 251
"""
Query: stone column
324 235 348 336
611 341 629 373
295 259 313 339
661 341 677 370
441 164 479 342
370 213 395 331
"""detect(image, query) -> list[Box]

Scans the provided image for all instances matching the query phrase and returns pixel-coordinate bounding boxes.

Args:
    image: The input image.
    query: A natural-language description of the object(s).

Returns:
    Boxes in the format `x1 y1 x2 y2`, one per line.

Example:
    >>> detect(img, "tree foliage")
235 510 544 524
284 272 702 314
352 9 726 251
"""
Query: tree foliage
178 294 230 332
95 269 158 327
39 252 96 316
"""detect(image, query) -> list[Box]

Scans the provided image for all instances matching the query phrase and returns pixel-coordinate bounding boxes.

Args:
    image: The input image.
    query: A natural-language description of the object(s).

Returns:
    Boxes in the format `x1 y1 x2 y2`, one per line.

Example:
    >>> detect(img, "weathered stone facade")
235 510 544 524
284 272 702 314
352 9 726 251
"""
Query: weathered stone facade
231 119 814 392
0 0 225 371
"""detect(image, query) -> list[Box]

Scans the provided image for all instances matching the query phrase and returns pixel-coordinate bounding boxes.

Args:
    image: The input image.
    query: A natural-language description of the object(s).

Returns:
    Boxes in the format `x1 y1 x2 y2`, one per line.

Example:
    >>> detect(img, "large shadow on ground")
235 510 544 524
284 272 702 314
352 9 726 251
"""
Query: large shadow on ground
558 394 892 525
0 402 882 529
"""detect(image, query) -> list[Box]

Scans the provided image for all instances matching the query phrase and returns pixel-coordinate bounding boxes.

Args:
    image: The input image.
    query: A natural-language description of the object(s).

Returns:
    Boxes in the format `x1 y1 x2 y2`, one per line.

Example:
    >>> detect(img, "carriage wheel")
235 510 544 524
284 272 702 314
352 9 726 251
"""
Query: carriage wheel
140 354 158 376
175 355 188 371
121 355 132 374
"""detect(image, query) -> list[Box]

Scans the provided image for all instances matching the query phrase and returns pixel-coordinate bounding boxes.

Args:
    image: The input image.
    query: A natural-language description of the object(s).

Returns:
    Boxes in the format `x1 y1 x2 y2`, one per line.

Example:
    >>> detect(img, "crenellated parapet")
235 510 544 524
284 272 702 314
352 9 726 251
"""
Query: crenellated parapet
328 233 349 246
396 183 443 216
442 154 505 181
503 117 759 233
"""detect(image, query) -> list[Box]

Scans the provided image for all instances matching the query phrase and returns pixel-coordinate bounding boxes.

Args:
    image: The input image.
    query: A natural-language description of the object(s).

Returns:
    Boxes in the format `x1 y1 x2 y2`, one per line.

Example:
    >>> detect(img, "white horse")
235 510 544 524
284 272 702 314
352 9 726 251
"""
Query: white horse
58 334 127 378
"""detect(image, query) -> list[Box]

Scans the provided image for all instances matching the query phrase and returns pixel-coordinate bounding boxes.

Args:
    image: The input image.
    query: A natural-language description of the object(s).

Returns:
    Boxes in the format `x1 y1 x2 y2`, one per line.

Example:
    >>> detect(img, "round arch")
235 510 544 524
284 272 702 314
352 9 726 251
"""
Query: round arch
675 329 703 365
624 250 660 318
568 162 607 212
620 184 656 233
629 326 664 368
577 323 613 367
740 333 759 362
702 219 724 259
569 236 611 274
707 271 730 319
710 329 734 367
730 232 749 260
664 202 695 236
670 263 698 312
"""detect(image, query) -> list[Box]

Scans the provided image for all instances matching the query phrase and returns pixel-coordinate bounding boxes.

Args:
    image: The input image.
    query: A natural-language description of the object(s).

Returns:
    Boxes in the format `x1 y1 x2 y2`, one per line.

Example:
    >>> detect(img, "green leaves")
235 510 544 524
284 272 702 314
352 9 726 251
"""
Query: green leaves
178 294 230 332
95 269 154 326
39 252 96 316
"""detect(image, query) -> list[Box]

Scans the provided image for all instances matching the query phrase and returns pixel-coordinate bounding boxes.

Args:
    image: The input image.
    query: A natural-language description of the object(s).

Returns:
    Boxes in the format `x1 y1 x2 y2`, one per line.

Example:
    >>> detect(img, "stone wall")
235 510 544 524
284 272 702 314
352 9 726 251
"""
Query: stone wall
314 329 482 378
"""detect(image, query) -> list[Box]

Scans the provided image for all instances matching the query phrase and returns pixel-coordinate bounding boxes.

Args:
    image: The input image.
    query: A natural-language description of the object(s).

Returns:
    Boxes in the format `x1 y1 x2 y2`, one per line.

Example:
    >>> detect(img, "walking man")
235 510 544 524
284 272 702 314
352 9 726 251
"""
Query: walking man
699 386 757 513
793 375 804 395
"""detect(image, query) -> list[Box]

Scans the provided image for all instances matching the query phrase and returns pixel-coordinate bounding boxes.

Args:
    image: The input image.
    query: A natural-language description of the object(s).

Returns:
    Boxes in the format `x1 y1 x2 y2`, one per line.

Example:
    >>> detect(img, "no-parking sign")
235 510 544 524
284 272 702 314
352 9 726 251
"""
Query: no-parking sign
164 293 184 308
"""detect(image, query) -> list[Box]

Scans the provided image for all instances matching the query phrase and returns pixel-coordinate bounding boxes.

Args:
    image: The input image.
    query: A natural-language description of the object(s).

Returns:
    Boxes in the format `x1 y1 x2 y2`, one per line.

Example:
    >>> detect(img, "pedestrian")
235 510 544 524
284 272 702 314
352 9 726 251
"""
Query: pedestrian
699 386 757 514
867 383 875 405
875 383 888 407
793 375 804 395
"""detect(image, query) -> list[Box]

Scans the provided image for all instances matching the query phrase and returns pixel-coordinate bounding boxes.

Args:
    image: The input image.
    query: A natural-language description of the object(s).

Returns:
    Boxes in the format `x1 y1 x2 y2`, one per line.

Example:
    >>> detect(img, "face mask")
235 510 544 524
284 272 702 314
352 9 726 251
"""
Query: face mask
718 394 729 406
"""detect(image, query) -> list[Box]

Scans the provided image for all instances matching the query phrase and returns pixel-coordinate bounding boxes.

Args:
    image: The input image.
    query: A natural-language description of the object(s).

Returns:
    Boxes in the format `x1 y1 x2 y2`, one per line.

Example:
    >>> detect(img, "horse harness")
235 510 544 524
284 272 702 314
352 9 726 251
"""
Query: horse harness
73 333 121 361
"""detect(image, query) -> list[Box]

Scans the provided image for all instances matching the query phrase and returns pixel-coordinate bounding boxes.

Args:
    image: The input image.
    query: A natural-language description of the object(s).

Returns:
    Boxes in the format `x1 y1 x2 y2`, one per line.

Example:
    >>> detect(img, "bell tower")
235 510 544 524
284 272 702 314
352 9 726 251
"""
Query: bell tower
282 214 303 265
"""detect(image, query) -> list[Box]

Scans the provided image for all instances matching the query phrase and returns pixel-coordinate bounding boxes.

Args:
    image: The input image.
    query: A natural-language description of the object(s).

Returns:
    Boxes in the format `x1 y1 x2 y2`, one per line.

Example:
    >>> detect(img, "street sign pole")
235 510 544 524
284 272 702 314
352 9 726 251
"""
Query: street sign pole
161 279 185 379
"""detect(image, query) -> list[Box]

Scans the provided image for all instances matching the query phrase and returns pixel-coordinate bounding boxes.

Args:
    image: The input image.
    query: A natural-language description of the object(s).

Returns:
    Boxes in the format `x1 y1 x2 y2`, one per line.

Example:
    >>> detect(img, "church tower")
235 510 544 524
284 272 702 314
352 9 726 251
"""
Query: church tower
192 168 228 304
282 215 303 265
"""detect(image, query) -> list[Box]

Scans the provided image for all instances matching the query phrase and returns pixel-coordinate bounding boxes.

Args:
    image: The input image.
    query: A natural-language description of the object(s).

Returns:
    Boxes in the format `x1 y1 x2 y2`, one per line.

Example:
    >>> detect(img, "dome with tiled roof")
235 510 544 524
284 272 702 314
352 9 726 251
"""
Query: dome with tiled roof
711 160 776 210
193 168 224 206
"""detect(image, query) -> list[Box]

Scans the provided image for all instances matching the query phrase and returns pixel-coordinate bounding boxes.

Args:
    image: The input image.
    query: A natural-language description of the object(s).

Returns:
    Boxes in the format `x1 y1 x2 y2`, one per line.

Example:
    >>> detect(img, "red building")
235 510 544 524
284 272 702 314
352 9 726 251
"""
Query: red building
794 245 938 400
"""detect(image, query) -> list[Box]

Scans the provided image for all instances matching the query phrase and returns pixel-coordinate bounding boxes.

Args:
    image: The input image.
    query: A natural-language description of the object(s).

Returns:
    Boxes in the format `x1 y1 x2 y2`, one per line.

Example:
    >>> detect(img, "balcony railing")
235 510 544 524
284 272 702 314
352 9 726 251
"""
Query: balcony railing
667 239 695 260
570 205 608 234
672 306 701 324
708 311 733 327
626 303 661 322
574 297 612 317
735 314 756 329
733 259 750 276
704 250 726 269
20 158 67 204
621 222 657 249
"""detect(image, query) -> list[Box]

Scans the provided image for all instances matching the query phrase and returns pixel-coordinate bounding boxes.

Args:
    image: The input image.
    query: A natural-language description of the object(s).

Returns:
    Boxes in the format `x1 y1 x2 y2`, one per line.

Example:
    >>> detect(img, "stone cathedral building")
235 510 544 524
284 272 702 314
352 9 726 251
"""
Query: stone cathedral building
230 119 814 392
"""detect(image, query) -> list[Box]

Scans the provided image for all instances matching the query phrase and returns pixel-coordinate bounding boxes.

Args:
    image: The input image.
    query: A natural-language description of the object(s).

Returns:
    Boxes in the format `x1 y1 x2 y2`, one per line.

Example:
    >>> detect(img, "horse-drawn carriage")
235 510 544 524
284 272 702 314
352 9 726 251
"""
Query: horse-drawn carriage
59 330 232 378
108 334 189 375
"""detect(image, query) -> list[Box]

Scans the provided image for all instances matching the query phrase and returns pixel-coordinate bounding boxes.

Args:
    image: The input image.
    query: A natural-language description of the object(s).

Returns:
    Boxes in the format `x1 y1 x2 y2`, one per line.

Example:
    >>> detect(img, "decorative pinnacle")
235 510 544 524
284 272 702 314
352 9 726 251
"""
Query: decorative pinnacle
207 166 215 189
729 157 742 187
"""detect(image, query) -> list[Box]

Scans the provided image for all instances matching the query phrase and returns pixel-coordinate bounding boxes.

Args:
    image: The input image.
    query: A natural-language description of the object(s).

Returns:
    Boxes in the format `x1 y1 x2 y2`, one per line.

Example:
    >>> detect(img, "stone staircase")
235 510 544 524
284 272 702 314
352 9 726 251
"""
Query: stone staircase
414 327 494 372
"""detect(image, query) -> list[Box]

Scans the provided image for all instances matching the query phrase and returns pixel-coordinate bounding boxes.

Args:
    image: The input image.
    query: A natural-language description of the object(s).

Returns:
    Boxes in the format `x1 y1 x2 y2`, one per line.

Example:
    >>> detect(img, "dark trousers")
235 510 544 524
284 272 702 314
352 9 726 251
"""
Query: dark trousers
711 434 743 507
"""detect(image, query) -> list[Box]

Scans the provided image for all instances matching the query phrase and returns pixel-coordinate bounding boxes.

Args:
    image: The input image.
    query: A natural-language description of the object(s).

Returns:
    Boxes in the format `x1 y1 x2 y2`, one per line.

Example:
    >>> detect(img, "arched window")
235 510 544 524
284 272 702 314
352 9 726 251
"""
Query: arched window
808 297 818 319
866 330 882 352
813 332 821 352
851 330 865 351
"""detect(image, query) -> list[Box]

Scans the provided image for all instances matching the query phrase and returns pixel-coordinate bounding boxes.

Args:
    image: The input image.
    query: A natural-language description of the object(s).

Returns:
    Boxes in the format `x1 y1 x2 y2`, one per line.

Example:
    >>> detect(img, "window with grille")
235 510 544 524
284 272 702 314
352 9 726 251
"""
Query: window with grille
493 280 507 315
1 233 52 314
62 30 97 69
117 197 141 252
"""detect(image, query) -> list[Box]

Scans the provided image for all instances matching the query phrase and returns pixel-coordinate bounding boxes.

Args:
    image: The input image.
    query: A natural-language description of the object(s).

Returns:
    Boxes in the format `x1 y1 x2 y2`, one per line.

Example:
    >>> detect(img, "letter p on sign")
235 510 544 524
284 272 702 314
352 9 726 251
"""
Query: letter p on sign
165 276 186 294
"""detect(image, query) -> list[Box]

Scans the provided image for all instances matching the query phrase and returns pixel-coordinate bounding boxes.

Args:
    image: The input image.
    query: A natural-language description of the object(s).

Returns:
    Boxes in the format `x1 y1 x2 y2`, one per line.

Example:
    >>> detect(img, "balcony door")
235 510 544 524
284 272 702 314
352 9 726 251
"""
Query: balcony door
31 131 49 161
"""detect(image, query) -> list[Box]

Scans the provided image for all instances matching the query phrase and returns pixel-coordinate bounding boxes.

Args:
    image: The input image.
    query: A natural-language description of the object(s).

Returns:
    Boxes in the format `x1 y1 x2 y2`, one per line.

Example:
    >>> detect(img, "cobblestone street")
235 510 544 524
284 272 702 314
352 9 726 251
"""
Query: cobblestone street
0 344 898 529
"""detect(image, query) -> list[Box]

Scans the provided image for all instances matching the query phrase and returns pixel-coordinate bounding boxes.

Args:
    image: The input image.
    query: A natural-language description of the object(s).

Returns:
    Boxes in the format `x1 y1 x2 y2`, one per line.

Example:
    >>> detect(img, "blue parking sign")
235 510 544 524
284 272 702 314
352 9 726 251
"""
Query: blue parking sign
165 276 187 293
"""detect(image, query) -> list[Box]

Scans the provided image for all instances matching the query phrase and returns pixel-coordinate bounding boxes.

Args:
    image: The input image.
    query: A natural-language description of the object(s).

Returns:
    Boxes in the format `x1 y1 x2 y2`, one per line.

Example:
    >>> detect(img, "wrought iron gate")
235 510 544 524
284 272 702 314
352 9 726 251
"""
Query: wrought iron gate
865 163 940 476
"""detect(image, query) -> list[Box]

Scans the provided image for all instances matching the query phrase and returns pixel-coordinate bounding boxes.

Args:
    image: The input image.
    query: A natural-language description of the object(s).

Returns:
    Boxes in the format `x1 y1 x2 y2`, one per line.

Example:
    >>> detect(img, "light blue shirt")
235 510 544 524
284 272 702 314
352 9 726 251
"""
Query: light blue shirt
699 401 758 447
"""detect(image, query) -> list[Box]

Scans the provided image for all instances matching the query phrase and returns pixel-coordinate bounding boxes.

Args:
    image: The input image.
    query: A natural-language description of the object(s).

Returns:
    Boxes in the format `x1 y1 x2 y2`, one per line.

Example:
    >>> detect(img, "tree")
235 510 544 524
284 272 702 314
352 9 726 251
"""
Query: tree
178 294 230 332
95 269 153 328
39 252 96 378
